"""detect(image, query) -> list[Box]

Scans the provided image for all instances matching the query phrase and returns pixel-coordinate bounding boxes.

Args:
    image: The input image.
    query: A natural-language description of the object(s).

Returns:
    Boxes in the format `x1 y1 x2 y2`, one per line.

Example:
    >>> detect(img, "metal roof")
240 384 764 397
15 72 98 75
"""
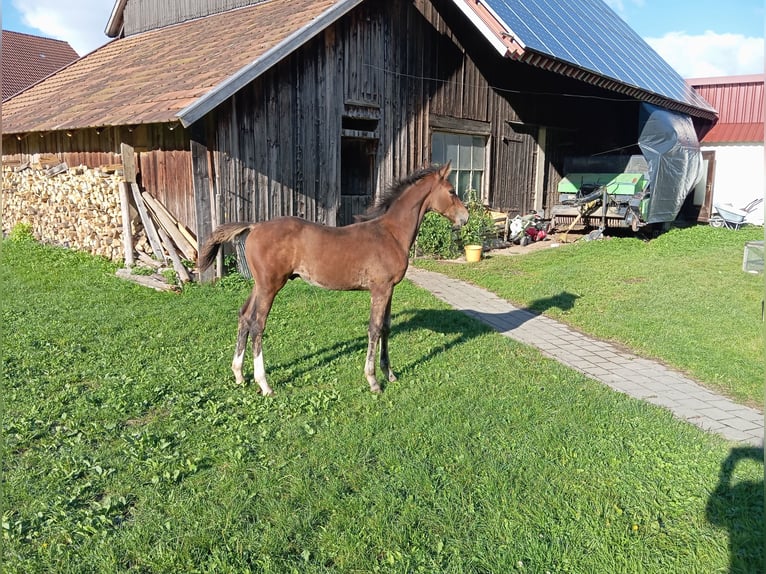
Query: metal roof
688 75 764 143
454 0 717 120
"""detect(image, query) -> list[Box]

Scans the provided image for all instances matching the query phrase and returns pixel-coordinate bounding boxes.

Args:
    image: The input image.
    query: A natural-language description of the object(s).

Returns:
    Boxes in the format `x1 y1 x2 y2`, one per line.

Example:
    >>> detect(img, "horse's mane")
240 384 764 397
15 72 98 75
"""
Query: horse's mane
355 165 442 222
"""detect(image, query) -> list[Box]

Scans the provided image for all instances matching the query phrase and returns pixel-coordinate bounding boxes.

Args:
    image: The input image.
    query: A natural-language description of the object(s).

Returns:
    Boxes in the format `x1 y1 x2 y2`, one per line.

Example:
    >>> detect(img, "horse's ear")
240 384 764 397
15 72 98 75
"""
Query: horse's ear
439 161 452 179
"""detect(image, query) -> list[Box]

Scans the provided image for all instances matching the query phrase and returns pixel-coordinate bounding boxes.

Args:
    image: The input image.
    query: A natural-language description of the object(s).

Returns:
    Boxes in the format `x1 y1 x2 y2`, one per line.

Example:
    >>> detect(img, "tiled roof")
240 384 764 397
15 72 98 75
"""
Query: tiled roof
2 0 340 133
687 75 764 144
2 30 79 101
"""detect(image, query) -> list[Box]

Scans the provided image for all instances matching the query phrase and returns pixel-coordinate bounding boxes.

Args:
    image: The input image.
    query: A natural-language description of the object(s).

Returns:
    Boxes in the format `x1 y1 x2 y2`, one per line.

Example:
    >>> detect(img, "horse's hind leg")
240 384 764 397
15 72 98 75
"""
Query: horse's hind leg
379 295 397 383
232 293 255 385
249 285 282 396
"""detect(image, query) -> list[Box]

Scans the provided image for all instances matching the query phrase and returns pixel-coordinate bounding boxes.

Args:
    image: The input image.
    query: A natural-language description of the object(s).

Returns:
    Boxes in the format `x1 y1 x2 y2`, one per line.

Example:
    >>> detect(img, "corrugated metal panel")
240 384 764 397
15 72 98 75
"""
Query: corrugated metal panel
702 122 763 144
689 75 764 124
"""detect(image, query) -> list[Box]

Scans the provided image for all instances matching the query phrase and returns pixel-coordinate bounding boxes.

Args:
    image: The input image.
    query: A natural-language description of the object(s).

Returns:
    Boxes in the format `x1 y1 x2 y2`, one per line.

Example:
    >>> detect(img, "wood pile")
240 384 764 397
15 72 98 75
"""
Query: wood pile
2 162 198 282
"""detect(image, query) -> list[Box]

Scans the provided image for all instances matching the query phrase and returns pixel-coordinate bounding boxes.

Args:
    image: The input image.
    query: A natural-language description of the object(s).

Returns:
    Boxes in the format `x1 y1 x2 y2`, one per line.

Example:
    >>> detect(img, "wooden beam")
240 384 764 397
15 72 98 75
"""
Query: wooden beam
142 191 197 260
120 142 137 183
119 182 134 267
130 183 165 261
533 126 546 213
115 268 176 292
156 226 191 284
191 134 215 282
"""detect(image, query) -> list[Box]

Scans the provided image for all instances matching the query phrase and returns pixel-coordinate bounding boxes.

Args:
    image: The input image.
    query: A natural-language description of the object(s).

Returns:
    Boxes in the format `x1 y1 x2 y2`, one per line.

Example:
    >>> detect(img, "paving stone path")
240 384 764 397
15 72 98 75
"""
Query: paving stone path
406 267 763 446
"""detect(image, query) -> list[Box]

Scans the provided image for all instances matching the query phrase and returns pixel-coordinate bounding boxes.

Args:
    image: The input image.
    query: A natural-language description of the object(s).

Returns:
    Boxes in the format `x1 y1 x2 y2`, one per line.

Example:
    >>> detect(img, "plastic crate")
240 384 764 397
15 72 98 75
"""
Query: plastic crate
742 240 763 274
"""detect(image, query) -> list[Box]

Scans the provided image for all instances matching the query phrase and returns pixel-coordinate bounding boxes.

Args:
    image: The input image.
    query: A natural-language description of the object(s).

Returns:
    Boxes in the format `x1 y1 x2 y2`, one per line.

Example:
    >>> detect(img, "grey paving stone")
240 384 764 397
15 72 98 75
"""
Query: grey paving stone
405 267 764 445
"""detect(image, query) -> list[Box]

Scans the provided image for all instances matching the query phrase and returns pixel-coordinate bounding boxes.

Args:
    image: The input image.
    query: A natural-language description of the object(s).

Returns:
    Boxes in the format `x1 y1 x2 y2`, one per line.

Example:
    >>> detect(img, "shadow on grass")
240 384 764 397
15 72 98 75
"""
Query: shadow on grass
455 291 579 333
705 446 764 573
264 291 578 389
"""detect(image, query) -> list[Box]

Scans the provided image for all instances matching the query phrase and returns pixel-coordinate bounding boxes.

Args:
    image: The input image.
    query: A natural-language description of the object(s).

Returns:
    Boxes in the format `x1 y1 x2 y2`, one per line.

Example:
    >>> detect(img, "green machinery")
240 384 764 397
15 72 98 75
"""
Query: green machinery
551 171 650 232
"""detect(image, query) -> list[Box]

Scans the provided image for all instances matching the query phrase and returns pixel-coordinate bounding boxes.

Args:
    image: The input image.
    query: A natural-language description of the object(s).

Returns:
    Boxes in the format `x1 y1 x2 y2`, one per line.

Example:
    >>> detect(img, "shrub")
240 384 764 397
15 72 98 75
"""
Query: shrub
8 222 34 242
415 211 461 259
458 190 496 248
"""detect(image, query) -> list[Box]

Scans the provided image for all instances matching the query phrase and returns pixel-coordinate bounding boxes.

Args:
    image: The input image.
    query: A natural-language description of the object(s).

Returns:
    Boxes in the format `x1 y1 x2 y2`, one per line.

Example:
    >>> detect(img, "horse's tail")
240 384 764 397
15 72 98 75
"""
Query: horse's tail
198 222 254 271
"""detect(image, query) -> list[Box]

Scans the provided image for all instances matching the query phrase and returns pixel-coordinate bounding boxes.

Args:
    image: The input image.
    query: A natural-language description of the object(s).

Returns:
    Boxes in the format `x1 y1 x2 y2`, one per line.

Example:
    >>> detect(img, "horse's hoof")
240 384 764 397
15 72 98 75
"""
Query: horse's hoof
369 384 382 393
388 373 398 383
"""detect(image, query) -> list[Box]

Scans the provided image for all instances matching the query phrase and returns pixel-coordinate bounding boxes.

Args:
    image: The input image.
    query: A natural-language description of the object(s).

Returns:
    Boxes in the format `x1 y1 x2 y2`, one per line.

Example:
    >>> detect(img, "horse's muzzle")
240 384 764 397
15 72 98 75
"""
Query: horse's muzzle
452 210 469 228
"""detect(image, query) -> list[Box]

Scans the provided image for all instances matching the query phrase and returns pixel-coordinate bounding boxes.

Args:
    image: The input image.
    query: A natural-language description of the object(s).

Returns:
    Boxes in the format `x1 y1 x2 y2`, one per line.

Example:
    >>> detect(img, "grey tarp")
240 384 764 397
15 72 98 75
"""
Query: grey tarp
638 103 703 223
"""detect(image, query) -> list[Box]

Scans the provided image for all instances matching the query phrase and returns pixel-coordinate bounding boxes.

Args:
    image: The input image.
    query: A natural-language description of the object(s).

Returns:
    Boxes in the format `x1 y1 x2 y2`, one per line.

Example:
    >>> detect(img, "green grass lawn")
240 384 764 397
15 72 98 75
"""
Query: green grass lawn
1 237 763 573
416 225 765 407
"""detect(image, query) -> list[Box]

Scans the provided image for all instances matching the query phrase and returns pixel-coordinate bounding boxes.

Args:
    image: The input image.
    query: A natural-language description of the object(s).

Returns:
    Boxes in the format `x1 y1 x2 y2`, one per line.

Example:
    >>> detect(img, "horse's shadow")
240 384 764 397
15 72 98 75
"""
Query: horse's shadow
267 291 579 388
705 446 764 573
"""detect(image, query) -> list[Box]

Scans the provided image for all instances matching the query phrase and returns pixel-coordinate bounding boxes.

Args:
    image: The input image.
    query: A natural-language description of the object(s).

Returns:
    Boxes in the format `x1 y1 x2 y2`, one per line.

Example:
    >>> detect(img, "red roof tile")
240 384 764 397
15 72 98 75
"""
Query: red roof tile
2 30 79 101
2 0 339 133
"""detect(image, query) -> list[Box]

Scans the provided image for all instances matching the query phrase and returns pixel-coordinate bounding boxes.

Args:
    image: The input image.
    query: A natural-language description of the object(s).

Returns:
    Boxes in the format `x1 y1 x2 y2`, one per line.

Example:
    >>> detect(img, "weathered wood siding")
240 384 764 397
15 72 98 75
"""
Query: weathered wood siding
209 0 556 226
3 124 197 231
4 0 647 242
123 0 269 36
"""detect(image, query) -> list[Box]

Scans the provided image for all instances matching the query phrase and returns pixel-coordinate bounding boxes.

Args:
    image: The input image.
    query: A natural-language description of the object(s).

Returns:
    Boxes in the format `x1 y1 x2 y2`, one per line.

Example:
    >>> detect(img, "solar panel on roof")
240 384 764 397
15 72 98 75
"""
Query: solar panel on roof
481 0 715 113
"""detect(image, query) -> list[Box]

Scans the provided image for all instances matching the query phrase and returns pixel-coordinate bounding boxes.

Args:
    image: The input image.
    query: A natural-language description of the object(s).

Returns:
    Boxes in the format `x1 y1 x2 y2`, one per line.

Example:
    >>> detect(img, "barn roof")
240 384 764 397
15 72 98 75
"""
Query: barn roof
687 75 764 144
455 0 716 120
1 30 79 101
2 0 716 135
2 0 359 133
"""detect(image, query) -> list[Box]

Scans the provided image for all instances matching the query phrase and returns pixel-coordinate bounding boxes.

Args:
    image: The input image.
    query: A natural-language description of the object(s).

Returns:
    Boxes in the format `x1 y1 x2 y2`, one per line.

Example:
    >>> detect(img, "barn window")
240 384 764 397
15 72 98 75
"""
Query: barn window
431 131 486 200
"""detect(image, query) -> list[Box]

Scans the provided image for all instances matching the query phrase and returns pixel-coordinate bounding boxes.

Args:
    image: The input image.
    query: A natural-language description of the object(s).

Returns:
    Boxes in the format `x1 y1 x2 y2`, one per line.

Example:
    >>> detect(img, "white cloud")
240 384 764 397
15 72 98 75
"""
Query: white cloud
646 31 764 78
12 0 113 55
603 0 645 16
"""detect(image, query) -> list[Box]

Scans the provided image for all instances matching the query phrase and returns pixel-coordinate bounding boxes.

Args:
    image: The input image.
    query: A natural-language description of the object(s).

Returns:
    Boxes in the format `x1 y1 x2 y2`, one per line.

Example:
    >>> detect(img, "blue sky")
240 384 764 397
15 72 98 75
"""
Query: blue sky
604 0 764 76
2 0 764 76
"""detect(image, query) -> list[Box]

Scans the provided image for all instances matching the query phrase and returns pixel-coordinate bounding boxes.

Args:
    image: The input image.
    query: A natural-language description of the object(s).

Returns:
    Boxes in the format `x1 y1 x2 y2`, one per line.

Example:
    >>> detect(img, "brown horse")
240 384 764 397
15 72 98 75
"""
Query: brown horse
198 162 468 395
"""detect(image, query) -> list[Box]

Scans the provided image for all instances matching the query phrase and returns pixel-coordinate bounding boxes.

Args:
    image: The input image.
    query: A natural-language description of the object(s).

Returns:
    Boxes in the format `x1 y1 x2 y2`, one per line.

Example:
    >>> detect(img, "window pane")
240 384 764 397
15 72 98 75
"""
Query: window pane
457 171 471 198
432 133 445 164
445 133 460 166
472 137 485 167
471 171 483 194
458 135 472 169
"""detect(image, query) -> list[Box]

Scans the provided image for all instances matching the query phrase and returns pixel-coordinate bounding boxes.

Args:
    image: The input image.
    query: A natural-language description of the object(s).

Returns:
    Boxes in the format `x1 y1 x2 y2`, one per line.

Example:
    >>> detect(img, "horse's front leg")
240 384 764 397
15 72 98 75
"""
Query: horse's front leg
379 295 397 383
365 287 393 393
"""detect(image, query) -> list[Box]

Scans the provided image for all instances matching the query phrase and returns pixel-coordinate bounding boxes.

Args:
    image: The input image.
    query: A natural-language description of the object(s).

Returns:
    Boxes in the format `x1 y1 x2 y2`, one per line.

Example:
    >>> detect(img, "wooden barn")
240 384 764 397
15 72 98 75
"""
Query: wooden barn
2 0 716 278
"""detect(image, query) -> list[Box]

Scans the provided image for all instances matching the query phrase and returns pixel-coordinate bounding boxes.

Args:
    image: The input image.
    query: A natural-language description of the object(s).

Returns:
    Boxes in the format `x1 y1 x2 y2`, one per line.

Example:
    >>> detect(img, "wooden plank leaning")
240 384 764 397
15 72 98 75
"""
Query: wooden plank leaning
141 191 197 260
155 225 191 284
130 183 165 261
119 182 135 267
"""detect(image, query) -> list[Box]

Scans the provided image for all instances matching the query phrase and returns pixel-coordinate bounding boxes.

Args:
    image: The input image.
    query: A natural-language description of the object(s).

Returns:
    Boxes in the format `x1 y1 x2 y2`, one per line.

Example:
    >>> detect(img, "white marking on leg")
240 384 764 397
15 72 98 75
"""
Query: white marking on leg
231 350 245 385
253 350 273 396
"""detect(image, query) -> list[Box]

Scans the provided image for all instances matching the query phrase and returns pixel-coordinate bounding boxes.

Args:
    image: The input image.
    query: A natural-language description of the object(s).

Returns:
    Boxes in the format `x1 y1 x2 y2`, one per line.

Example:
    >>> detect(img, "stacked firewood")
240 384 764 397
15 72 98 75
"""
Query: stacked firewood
2 163 155 262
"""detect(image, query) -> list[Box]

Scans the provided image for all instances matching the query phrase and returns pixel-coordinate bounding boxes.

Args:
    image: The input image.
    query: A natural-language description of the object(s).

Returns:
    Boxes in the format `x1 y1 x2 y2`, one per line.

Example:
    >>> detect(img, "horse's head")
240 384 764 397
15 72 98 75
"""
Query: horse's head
427 162 469 227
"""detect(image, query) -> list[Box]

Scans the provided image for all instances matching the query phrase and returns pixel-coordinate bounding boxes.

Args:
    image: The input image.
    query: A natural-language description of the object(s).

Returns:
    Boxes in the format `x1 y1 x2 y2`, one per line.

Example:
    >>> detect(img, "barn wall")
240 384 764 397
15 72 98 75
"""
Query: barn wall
122 0 269 36
209 0 544 226
2 0 648 248
208 0 642 226
2 124 197 232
